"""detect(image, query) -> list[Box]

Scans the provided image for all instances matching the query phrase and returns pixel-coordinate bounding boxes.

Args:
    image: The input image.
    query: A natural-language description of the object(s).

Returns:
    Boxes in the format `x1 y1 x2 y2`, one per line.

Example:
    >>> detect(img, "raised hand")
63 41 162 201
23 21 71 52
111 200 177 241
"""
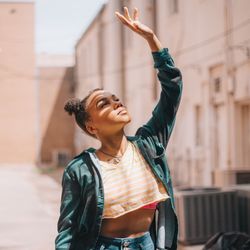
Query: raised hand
115 7 162 52
115 7 154 40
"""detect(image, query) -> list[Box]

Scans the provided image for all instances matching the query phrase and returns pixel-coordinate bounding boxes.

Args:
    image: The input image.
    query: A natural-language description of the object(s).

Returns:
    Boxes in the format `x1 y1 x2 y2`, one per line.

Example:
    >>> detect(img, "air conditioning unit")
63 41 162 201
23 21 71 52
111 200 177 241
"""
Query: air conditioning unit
174 187 239 245
53 150 71 167
213 169 250 187
231 185 250 235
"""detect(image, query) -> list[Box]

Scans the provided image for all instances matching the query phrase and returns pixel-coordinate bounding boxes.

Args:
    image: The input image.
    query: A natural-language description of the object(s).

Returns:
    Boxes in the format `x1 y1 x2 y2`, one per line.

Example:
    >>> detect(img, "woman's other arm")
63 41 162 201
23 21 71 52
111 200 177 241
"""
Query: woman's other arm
55 170 81 250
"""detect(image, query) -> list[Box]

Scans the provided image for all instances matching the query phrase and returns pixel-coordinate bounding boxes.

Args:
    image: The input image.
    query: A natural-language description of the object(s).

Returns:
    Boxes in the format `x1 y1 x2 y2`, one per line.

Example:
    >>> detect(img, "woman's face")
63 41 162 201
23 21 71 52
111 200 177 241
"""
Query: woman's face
85 90 131 137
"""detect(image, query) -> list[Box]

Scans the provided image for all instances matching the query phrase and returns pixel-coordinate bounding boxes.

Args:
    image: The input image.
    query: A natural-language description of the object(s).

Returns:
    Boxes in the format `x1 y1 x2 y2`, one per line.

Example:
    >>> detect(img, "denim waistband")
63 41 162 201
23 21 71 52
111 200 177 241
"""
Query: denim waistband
96 231 155 249
98 231 150 244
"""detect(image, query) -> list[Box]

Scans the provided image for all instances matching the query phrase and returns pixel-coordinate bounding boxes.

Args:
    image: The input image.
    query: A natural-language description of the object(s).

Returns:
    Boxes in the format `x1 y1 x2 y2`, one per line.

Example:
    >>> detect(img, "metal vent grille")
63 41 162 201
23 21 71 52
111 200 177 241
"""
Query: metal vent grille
234 185 250 235
175 188 239 245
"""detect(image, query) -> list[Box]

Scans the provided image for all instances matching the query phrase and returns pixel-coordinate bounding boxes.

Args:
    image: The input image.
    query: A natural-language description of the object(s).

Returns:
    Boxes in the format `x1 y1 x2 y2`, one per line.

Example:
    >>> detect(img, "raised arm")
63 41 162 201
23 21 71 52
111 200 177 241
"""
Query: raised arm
142 48 183 149
116 7 183 149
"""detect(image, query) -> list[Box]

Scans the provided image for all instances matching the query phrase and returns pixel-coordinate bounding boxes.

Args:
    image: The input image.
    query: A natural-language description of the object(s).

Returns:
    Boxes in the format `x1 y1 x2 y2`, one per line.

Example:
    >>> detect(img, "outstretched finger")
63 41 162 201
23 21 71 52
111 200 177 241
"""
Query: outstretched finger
115 12 128 25
124 7 132 21
115 12 136 30
133 7 139 21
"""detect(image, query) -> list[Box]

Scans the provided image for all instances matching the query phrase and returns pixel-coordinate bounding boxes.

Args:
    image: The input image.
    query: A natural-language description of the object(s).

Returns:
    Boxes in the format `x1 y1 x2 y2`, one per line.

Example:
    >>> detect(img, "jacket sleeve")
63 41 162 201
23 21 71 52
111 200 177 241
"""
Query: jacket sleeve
136 48 183 149
55 169 81 250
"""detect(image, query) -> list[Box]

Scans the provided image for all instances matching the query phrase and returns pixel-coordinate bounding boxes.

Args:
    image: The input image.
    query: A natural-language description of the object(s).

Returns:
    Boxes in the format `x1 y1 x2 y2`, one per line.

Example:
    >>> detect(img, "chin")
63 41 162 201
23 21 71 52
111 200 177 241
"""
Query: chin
124 114 132 123
125 119 131 125
115 113 131 125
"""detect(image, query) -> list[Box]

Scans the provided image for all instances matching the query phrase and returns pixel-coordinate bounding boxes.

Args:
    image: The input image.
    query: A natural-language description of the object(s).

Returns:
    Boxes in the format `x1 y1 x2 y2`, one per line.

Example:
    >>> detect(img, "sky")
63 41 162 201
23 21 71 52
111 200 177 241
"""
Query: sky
36 0 107 55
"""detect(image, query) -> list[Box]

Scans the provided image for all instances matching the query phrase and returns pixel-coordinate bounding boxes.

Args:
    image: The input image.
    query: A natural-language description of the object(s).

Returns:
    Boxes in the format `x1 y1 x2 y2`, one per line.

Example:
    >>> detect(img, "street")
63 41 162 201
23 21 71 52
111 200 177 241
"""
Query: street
0 165 61 250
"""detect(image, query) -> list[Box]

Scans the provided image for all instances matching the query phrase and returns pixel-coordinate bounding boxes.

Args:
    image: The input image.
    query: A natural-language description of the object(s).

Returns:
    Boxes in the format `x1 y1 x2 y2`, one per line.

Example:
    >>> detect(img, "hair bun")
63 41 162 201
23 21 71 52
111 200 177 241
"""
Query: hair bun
64 98 83 115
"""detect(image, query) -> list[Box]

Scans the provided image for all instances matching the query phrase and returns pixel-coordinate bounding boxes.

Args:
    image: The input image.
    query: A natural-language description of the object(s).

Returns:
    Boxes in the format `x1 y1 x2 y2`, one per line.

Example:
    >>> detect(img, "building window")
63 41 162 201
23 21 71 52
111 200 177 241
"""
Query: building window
214 77 221 93
169 0 179 14
209 64 224 104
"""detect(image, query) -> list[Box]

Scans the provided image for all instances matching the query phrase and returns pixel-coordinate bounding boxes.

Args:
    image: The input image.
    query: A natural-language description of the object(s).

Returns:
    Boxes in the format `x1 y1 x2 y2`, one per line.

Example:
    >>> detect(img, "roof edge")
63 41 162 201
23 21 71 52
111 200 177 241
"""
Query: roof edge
75 3 106 49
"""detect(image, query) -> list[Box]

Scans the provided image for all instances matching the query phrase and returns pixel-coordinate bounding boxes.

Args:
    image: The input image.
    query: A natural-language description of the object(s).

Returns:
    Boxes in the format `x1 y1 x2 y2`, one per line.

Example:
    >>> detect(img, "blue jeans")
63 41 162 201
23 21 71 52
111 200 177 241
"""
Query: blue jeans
95 232 154 249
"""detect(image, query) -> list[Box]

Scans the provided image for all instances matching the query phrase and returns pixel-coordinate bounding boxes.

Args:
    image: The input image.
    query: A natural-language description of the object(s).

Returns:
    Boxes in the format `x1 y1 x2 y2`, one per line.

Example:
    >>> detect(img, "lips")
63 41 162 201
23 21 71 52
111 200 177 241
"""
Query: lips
117 108 127 115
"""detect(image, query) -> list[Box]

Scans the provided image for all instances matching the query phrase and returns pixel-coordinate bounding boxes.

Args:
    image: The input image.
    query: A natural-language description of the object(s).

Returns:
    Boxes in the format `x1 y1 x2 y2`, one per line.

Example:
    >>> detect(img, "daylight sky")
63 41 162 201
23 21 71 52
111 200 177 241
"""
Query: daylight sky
35 0 106 55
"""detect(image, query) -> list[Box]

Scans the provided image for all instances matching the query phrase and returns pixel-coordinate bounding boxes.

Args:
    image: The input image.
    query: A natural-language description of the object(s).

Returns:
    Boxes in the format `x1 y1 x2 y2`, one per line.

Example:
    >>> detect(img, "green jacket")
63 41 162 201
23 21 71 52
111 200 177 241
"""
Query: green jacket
55 48 183 250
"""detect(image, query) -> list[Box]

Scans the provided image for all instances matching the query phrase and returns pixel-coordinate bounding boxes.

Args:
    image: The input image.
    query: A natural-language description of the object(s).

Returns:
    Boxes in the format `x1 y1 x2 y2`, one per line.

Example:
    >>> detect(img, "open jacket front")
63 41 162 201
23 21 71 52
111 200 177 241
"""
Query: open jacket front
55 48 183 250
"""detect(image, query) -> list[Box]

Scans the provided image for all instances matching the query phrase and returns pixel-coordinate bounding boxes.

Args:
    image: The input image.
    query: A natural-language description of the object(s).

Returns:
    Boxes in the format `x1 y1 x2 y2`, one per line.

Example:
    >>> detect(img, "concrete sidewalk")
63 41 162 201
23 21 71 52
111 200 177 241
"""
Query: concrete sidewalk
0 164 61 250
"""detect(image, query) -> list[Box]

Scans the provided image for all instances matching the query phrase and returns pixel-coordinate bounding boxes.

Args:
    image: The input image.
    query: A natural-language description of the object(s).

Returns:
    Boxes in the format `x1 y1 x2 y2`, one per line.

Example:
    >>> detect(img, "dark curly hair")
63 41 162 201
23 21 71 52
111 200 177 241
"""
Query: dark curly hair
64 88 102 138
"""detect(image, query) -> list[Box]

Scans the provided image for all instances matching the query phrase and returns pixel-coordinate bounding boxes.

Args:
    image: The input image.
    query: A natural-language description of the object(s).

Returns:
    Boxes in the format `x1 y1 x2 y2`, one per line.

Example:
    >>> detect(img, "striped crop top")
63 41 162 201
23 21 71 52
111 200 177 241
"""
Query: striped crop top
99 142 169 219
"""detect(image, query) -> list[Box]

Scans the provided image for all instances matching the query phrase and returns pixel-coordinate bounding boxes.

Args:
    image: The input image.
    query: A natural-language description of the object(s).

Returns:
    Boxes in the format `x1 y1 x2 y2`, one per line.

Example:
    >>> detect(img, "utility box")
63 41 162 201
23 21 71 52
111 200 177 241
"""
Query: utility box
230 185 250 235
175 187 239 245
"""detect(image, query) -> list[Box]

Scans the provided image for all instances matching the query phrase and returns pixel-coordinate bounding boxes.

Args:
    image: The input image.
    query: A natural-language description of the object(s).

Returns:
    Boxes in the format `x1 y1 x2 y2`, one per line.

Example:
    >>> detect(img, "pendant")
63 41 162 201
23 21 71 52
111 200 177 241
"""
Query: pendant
109 158 121 164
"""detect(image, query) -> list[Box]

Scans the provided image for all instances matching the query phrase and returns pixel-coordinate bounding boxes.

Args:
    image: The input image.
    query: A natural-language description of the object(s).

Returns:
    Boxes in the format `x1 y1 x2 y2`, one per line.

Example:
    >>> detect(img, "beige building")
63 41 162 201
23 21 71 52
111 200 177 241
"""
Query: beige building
74 0 250 187
0 0 36 164
0 1 76 166
37 55 75 167
156 0 250 187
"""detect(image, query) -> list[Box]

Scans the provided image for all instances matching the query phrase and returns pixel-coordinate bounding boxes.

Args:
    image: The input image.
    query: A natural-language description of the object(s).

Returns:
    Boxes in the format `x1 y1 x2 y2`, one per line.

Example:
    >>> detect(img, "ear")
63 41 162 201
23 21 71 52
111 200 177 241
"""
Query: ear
85 121 98 136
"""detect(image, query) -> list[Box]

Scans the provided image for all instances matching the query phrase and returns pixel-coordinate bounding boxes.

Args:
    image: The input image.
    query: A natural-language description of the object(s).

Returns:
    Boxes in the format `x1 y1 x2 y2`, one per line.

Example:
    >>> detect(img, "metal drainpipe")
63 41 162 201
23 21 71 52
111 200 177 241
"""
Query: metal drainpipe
224 0 234 170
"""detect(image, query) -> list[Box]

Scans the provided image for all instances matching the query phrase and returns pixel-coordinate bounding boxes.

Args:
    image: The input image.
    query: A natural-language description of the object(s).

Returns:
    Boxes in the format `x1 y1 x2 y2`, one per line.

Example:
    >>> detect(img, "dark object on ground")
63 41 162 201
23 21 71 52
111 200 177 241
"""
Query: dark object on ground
202 232 250 250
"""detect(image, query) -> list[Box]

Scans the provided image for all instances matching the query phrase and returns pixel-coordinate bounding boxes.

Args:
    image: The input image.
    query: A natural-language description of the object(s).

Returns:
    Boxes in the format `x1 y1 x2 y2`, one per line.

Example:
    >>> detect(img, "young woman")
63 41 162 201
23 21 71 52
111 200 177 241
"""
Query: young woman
55 7 182 250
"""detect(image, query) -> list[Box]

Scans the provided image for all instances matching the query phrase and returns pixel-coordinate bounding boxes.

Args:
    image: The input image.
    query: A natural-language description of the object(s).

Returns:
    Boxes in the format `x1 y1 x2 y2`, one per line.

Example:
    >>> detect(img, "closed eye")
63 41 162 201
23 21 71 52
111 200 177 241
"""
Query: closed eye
99 101 109 108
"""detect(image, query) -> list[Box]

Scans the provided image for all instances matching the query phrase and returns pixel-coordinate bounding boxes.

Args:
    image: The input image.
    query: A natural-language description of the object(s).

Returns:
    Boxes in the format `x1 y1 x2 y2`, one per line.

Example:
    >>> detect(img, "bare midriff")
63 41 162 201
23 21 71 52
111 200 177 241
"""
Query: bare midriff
100 207 155 238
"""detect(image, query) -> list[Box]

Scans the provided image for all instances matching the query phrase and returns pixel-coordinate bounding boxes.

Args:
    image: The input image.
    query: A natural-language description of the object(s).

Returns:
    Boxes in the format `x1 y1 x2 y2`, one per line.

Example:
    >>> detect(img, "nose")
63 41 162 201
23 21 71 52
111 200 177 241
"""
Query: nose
113 99 123 109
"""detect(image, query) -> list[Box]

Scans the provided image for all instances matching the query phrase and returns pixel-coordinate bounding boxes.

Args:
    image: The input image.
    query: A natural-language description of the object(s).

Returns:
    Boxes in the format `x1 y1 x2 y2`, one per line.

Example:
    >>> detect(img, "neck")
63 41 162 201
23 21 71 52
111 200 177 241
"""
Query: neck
98 130 128 156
